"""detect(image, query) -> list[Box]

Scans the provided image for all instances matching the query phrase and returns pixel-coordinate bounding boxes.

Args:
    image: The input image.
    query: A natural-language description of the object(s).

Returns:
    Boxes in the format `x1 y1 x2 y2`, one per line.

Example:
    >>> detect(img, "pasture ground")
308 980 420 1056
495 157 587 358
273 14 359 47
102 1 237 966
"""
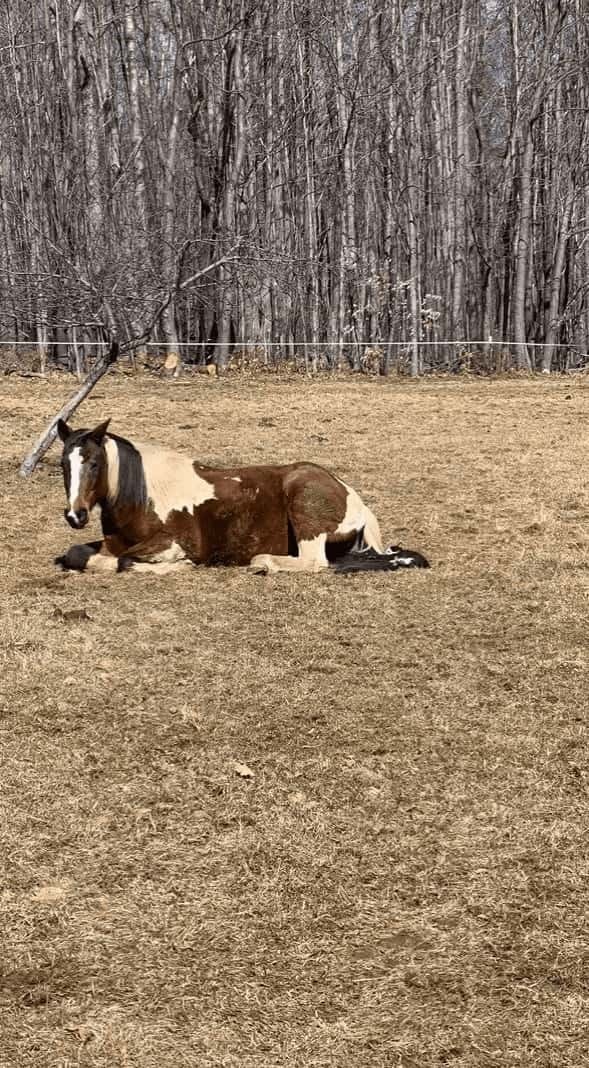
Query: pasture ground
1 371 588 1067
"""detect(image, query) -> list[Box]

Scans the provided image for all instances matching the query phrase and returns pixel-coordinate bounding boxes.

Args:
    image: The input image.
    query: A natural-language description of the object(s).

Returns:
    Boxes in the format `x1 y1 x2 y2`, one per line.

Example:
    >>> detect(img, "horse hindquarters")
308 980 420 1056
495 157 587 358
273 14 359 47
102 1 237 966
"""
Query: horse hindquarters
250 464 378 574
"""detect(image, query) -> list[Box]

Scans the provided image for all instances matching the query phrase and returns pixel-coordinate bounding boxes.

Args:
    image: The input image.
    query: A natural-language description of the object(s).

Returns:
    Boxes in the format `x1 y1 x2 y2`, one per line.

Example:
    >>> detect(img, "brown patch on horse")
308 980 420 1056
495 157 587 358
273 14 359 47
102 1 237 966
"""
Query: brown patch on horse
168 466 290 565
283 464 348 542
101 497 165 549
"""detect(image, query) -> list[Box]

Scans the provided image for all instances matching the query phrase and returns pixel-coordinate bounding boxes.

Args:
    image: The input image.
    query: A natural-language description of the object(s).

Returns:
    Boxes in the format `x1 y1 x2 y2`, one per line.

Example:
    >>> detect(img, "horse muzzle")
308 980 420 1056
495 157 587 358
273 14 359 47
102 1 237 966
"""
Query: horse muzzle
65 507 89 529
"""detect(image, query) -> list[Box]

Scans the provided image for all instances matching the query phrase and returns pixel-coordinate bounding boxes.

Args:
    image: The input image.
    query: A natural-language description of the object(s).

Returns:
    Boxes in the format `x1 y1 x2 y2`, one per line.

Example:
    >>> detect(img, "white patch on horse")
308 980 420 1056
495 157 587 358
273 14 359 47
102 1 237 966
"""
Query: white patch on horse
129 560 192 576
104 437 120 502
335 480 384 552
67 447 84 517
136 443 216 520
393 553 415 567
228 476 242 482
299 533 328 565
334 483 365 536
250 533 328 574
86 552 119 573
149 541 186 564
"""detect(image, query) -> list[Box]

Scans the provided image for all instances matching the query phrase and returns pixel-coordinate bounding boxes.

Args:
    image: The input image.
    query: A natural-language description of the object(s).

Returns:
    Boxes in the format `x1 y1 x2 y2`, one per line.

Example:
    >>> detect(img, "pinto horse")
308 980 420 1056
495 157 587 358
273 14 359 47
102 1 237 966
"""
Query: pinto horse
55 418 429 576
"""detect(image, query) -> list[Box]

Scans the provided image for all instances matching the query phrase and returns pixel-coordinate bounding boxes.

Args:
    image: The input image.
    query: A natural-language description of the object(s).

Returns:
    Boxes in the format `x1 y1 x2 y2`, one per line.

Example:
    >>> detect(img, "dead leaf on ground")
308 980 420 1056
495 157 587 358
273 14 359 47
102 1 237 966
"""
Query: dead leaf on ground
52 607 92 622
233 761 255 779
31 882 72 903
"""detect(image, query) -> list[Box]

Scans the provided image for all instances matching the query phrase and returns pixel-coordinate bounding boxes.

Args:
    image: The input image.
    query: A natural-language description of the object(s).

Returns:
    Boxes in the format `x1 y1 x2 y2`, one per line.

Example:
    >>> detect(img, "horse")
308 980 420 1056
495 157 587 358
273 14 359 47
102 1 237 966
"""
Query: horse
55 418 429 576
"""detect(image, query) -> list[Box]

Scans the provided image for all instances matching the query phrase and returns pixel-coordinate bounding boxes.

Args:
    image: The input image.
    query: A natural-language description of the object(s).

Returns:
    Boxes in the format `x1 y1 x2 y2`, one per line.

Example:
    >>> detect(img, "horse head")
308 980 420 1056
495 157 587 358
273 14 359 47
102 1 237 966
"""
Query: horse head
57 418 111 529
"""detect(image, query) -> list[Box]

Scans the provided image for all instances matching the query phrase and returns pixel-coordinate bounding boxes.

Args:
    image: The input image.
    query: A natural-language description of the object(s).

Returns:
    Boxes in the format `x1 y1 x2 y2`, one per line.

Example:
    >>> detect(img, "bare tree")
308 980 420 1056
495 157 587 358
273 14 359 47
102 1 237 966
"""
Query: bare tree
0 0 588 374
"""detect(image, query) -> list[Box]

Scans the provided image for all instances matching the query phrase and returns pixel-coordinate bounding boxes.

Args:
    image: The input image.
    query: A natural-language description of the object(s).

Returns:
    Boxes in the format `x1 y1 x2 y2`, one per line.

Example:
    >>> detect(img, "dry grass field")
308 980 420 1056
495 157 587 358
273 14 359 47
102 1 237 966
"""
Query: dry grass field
1 370 589 1067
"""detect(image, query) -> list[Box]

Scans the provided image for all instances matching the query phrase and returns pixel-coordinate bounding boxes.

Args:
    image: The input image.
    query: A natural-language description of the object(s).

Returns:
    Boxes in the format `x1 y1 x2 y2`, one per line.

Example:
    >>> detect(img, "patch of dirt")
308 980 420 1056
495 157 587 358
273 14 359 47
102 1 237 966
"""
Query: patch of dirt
1 373 589 1066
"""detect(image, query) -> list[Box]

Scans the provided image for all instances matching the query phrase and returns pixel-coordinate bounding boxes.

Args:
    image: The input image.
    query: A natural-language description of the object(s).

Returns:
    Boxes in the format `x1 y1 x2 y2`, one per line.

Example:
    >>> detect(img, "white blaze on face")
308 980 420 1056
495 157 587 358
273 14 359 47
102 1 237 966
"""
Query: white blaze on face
67 446 84 519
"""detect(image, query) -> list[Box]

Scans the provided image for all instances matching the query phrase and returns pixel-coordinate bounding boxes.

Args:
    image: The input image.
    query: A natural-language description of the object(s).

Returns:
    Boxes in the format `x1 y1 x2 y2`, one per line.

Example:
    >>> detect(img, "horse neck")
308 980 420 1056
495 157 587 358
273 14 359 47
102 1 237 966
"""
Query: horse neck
101 433 149 517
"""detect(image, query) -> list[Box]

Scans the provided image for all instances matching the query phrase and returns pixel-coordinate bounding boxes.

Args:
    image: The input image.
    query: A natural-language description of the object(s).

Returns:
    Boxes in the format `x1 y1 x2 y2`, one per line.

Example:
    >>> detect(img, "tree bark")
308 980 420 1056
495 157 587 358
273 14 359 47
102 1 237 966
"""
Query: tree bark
451 0 469 340
542 182 575 372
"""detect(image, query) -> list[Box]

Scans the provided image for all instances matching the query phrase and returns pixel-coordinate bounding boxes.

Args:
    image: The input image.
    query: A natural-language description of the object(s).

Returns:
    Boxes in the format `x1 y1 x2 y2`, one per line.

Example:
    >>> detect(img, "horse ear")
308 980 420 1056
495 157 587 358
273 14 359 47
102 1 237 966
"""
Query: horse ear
57 419 72 442
88 419 111 444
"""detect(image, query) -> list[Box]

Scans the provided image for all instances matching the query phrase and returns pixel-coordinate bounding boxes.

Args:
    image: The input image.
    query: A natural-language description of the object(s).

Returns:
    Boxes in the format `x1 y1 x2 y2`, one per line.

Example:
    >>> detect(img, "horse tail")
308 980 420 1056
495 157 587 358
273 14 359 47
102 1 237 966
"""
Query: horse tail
360 504 385 554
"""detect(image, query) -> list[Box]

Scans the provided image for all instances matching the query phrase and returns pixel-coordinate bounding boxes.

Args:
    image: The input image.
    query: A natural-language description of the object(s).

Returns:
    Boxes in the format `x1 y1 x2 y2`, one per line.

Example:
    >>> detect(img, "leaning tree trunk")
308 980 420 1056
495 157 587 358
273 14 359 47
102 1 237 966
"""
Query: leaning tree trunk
20 342 119 477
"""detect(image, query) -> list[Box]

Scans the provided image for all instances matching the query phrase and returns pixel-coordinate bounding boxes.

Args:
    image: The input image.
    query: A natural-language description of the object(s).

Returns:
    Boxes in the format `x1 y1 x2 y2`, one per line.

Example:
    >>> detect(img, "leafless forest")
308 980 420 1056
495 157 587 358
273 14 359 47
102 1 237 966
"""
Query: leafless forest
0 0 588 372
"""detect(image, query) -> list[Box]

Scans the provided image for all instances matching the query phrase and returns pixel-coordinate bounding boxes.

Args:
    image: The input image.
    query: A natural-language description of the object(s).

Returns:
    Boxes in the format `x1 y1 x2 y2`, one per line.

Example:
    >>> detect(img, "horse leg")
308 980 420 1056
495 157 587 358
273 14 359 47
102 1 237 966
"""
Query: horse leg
121 558 192 576
250 533 328 575
56 540 104 572
250 470 333 574
116 535 189 576
56 540 128 574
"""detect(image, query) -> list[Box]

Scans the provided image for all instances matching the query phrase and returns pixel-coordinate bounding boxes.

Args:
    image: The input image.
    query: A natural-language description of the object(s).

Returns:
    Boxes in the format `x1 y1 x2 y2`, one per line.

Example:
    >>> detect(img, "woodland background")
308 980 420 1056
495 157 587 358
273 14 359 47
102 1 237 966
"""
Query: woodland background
0 0 588 373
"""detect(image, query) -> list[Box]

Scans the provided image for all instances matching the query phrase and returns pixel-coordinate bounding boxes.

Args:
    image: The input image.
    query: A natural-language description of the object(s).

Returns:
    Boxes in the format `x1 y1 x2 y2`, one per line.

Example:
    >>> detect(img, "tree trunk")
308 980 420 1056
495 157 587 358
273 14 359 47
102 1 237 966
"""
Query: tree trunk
20 342 119 477
451 0 469 340
542 183 575 372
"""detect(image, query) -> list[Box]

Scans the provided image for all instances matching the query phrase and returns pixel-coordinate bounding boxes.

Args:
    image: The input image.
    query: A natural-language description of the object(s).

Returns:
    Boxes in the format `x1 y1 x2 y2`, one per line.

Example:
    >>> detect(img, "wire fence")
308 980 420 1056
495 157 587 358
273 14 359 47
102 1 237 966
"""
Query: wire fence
0 339 587 375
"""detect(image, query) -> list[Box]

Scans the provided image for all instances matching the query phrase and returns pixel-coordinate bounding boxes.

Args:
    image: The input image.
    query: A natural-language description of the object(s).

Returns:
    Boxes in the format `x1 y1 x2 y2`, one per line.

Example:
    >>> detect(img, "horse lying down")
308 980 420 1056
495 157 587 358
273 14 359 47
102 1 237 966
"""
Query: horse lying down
55 419 429 577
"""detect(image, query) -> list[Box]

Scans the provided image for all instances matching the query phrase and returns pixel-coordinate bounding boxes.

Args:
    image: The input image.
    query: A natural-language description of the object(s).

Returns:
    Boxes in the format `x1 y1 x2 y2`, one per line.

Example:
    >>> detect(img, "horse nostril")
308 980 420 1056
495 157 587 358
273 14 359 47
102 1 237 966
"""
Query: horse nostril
64 508 88 529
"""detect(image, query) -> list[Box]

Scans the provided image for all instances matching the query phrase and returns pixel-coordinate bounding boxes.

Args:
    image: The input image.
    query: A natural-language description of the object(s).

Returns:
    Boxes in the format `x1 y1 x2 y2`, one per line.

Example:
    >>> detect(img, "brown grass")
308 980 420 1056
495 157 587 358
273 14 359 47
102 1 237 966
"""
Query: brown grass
1 371 589 1067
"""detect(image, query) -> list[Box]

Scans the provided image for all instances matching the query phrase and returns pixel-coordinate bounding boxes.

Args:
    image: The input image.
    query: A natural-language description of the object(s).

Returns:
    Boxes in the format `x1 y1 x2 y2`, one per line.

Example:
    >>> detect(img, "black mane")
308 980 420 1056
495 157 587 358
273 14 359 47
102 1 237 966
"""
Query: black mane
109 433 148 509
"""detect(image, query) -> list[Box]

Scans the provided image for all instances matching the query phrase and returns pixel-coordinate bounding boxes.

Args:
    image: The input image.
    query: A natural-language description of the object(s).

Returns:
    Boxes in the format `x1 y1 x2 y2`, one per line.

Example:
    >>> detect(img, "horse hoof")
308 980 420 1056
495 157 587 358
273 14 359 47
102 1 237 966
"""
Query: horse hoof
55 545 96 572
117 556 134 573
